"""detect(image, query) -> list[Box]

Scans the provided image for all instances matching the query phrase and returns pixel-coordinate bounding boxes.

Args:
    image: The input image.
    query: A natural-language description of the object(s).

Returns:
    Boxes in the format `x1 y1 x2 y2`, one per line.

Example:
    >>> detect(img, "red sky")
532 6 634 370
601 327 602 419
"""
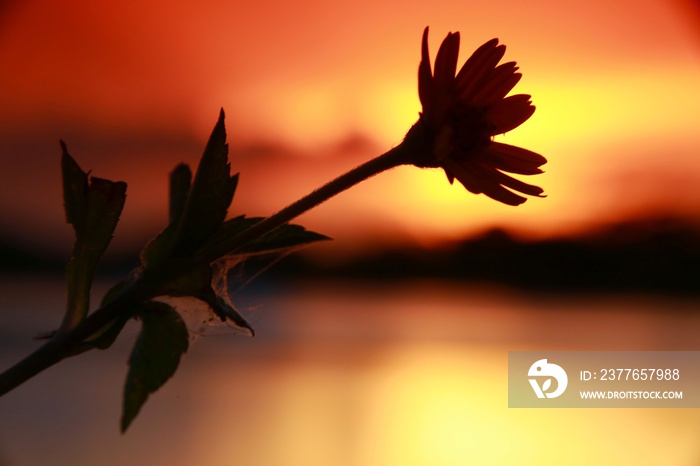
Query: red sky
1 0 700 256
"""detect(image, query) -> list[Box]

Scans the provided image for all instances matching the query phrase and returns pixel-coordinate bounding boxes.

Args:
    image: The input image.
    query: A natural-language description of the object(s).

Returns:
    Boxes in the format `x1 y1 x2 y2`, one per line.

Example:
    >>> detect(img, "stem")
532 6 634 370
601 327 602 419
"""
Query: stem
59 245 93 333
0 125 423 397
200 138 415 261
0 278 148 397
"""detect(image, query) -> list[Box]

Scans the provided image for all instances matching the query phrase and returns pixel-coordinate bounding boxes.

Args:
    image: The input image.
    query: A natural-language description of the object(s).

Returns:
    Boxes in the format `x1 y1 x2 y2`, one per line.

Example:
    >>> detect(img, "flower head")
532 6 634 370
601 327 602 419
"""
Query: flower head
412 27 546 206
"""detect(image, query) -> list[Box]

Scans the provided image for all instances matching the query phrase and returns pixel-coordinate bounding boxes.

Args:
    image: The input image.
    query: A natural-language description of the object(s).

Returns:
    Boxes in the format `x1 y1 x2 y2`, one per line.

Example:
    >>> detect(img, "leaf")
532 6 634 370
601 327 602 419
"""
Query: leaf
86 314 132 350
194 215 261 256
169 163 192 225
239 224 331 255
147 258 213 297
196 216 330 259
60 143 127 331
121 302 189 433
61 141 89 233
199 287 255 336
139 224 177 269
138 164 191 268
61 142 127 245
82 177 128 247
146 259 255 337
138 111 237 268
171 109 238 256
101 277 135 307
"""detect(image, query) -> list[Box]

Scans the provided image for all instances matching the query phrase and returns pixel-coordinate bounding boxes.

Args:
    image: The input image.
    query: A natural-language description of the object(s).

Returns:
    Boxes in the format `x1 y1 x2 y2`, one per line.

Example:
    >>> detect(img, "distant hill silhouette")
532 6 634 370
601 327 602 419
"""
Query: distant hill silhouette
0 239 65 273
2 215 699 293
264 216 700 294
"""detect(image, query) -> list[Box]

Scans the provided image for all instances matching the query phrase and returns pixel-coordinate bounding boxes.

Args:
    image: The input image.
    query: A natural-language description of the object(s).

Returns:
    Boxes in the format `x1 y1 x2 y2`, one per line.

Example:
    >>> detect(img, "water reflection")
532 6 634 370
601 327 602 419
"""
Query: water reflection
1 277 699 465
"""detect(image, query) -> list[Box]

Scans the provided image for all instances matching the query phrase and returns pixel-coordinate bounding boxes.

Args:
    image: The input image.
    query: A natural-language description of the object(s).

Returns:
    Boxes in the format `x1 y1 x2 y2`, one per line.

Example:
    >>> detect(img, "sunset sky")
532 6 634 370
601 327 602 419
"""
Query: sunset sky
3 4 700 463
1 0 700 257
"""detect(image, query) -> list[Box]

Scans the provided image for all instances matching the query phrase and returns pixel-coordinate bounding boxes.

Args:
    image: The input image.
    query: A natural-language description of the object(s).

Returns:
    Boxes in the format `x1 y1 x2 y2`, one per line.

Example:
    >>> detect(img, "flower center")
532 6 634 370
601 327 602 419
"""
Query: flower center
447 104 494 156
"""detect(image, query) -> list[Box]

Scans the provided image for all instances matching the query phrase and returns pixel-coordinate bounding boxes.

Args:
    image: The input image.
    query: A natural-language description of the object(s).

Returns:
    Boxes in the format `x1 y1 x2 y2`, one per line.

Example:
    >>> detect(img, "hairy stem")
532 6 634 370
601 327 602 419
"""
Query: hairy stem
200 136 415 261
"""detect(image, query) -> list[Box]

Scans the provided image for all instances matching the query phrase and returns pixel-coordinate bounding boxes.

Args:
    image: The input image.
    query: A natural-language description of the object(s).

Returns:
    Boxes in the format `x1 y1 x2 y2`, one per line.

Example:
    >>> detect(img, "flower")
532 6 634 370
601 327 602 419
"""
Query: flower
413 27 546 206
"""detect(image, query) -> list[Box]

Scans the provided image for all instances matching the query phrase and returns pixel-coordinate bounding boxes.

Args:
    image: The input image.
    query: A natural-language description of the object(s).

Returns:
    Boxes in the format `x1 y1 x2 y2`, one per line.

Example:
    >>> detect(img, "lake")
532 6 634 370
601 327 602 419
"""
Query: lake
1 276 699 465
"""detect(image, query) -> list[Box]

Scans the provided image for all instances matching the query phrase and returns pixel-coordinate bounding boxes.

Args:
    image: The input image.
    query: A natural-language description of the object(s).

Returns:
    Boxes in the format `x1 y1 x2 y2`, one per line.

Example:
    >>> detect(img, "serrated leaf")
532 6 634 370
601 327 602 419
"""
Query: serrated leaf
239 224 331 255
121 302 189 432
196 216 330 259
171 109 238 256
139 223 178 269
194 215 262 257
139 111 238 269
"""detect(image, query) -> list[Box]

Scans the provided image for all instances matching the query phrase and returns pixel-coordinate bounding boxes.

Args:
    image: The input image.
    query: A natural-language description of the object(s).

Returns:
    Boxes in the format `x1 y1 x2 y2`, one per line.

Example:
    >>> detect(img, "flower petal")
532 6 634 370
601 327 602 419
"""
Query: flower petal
444 154 542 205
450 159 529 205
487 142 547 174
413 29 545 206
455 38 500 84
441 158 484 194
491 169 546 197
481 184 528 206
471 62 521 106
455 39 506 101
433 31 460 93
487 94 535 134
418 27 434 112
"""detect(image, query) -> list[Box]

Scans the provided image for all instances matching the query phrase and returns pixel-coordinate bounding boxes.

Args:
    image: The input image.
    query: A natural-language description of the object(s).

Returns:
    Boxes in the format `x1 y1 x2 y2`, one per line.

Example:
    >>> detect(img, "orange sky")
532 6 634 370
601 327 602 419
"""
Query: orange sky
1 0 700 256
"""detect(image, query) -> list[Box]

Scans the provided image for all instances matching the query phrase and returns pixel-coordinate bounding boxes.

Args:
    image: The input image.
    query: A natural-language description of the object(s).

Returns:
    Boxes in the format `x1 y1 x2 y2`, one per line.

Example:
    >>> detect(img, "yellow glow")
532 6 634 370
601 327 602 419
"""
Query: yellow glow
359 62 700 239
359 346 538 465
218 57 700 245
359 81 422 146
194 14 700 241
185 342 698 466
353 345 696 466
522 66 700 150
3 0 700 246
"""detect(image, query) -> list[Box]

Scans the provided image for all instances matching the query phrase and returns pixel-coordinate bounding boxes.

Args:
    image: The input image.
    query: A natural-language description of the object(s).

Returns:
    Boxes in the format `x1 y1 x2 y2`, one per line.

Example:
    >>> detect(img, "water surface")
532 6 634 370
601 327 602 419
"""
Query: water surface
1 276 699 465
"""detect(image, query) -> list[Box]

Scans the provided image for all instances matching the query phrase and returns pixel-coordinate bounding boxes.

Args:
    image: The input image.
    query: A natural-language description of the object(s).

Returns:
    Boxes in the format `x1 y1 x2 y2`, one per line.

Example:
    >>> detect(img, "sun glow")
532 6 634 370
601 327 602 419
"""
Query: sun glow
2 0 700 250
358 81 423 146
358 346 538 466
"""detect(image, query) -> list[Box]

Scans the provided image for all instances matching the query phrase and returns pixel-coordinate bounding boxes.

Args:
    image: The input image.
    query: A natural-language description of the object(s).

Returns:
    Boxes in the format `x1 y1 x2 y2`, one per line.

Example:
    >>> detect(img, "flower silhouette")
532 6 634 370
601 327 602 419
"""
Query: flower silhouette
413 27 546 206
